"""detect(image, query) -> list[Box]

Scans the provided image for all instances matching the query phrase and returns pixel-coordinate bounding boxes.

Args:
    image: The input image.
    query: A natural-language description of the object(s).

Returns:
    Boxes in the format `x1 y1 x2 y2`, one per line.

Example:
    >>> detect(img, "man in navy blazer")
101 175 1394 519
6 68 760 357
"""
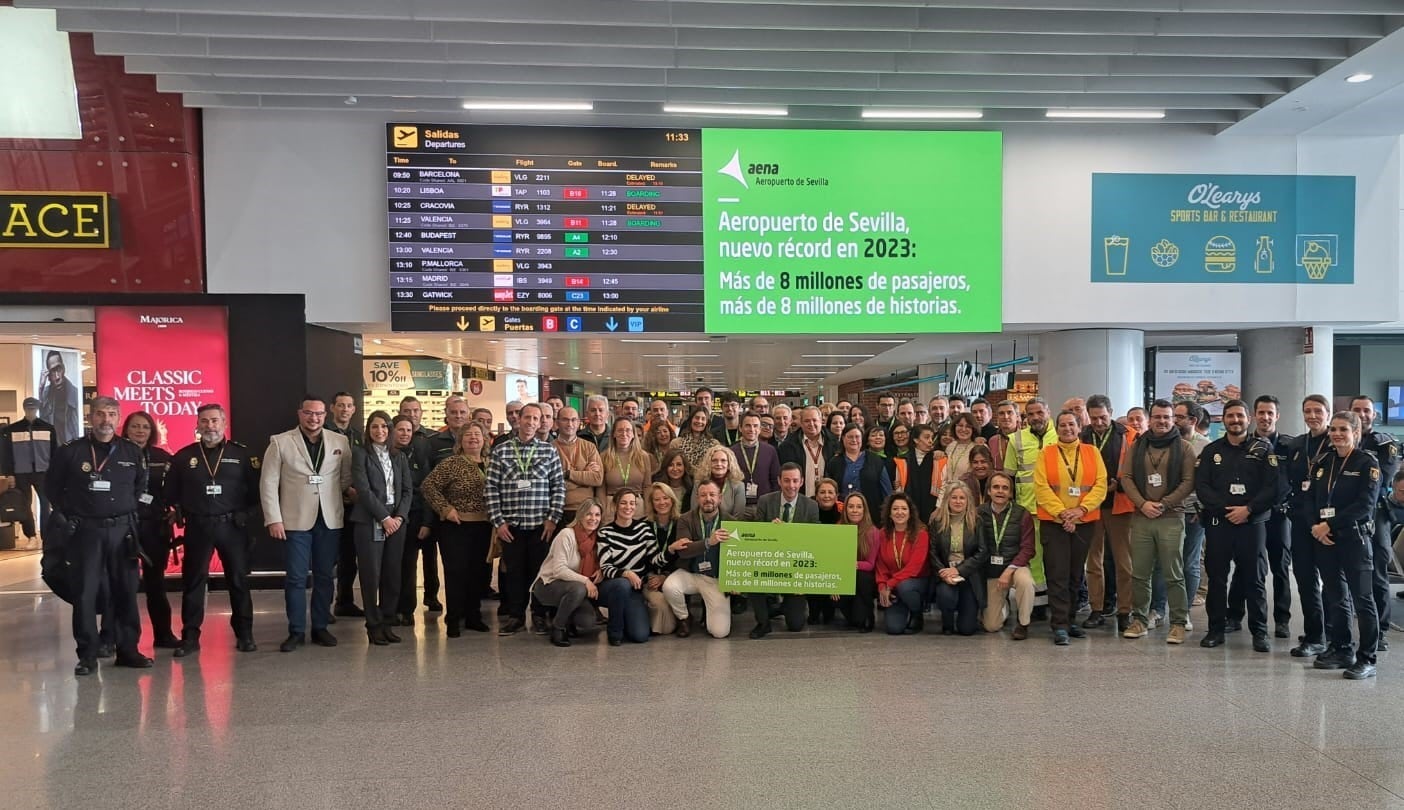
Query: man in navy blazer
747 463 819 639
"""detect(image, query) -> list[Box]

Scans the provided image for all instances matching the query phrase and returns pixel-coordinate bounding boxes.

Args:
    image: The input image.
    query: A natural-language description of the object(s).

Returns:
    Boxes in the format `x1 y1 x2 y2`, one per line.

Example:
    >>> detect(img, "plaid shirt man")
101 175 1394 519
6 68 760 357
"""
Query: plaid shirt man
485 435 565 530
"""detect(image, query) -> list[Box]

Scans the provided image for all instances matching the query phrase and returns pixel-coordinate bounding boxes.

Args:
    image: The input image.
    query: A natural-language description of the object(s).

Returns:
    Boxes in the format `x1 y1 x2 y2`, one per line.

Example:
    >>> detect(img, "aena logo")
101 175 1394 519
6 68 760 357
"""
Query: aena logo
717 149 748 189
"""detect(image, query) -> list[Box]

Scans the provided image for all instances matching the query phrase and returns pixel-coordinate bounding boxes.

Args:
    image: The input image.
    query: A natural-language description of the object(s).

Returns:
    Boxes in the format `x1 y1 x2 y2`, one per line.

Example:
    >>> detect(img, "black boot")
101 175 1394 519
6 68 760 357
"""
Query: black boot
550 627 571 648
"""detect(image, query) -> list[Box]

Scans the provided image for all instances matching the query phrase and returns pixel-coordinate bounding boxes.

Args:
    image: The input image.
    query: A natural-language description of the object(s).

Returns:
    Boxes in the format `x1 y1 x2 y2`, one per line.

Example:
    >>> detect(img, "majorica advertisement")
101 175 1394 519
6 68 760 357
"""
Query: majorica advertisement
702 129 1002 333
95 306 231 450
1091 173 1355 284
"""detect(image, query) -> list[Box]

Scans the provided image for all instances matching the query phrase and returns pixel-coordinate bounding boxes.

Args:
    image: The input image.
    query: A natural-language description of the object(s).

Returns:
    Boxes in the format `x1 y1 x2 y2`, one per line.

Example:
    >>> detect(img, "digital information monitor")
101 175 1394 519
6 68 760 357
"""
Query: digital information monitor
387 125 1001 335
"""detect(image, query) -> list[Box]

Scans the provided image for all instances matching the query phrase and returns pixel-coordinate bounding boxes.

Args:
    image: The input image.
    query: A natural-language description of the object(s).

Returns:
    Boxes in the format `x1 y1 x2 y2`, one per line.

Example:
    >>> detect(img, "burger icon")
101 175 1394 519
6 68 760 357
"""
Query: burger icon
1205 235 1236 273
1172 382 1197 402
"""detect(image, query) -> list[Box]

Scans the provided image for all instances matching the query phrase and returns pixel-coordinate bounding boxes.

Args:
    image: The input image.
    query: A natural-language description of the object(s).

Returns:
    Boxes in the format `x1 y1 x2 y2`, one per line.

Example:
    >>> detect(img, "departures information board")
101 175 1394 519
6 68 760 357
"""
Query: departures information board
387 124 703 333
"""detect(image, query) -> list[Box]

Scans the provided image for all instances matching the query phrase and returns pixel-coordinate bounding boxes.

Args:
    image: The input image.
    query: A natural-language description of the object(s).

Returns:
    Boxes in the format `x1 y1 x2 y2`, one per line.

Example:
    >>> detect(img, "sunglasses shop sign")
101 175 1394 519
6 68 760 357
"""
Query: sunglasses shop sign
1091 173 1354 284
363 358 451 390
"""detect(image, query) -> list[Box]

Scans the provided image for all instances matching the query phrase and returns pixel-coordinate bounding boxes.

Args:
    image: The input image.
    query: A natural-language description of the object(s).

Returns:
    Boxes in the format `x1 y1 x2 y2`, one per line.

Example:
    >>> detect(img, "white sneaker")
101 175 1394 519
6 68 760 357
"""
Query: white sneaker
1184 619 1193 632
1148 611 1162 630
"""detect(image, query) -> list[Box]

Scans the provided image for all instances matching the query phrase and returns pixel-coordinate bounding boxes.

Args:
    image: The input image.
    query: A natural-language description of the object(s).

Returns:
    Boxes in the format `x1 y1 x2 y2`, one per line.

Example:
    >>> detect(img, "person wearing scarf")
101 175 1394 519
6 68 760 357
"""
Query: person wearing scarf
531 500 605 647
1118 399 1197 642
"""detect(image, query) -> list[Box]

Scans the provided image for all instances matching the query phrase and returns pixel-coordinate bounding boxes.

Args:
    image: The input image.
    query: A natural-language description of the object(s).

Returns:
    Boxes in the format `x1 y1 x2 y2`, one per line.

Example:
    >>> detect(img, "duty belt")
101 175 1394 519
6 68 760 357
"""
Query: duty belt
189 512 236 523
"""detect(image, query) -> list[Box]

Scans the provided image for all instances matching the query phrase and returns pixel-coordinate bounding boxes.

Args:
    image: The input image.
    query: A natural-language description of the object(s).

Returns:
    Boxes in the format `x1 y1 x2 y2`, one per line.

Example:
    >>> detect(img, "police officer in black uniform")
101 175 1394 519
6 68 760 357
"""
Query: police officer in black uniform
121 410 180 649
1351 395 1400 642
1286 394 1334 659
1311 410 1382 680
1227 395 1295 639
0 396 58 544
165 404 261 656
45 396 151 676
1195 399 1278 652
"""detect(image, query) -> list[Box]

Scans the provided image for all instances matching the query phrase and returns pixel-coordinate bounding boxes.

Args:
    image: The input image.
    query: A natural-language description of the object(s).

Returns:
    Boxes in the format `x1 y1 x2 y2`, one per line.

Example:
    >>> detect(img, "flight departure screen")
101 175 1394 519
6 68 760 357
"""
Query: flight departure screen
387 123 703 334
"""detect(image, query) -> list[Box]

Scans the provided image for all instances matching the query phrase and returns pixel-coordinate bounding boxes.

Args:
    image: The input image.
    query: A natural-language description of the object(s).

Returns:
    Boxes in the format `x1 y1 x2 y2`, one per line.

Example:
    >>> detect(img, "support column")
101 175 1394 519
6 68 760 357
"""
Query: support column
1037 329 1145 418
1241 326 1333 436
916 363 942 407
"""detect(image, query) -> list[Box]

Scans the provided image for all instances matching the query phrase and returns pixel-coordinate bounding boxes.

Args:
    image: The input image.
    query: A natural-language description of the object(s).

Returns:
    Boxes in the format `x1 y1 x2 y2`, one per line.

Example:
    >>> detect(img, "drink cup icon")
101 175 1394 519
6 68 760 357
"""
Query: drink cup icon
1104 236 1130 276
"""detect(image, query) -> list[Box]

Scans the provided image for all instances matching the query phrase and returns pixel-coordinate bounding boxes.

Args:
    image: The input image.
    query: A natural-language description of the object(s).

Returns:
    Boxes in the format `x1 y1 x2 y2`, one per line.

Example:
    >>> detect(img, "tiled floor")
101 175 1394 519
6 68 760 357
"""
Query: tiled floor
2 554 1403 810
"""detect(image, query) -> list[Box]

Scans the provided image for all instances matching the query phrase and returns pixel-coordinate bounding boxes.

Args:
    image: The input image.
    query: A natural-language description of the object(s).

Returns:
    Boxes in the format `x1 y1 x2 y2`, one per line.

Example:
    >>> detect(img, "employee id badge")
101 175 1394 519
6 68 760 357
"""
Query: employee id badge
745 482 758 499
1148 473 1163 488
307 474 324 485
1229 483 1247 496
1320 507 1337 519
138 493 154 505
1067 486 1082 497
990 555 1005 566
515 479 533 490
697 560 713 573
89 479 112 492
206 484 223 496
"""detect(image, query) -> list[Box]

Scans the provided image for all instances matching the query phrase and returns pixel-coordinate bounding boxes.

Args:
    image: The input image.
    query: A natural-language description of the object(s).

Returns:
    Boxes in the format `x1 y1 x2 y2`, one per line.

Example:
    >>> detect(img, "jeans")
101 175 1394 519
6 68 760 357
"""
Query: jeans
1153 512 1202 618
883 577 928 635
283 512 339 635
1131 512 1187 627
599 577 650 644
934 580 979 635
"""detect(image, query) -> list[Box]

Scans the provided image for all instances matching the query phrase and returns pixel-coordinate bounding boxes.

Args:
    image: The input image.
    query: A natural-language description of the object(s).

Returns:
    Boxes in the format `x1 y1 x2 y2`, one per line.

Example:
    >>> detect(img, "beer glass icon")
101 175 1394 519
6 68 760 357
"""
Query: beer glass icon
1104 235 1130 276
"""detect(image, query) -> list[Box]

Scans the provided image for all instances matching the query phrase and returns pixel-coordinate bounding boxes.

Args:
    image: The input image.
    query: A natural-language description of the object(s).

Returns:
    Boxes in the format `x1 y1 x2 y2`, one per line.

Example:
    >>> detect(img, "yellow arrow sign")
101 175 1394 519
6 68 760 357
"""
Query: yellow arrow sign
455 316 469 331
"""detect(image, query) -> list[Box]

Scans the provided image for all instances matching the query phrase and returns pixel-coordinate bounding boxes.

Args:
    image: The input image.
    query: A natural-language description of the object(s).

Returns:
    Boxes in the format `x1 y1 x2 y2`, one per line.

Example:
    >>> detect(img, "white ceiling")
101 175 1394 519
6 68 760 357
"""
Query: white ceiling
20 0 1404 132
20 0 1404 393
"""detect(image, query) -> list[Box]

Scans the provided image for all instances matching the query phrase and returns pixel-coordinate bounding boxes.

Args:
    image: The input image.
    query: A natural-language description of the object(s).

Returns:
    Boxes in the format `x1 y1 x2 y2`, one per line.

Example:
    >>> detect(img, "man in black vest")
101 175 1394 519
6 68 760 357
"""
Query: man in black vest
1 397 58 545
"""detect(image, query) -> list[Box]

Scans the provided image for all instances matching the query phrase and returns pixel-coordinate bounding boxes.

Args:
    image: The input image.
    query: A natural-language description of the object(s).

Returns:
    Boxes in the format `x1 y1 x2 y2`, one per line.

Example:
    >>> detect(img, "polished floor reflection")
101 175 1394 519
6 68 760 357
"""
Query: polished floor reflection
3 554 1404 809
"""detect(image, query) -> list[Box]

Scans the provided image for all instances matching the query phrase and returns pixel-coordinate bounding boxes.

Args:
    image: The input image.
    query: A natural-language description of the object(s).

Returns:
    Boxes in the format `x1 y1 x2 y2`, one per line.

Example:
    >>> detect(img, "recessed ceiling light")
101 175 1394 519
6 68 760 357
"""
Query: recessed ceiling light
557 361 566 366
663 104 788 117
815 339 907 344
861 108 983 120
1346 72 1374 83
571 366 579 371
640 354 720 358
1045 109 1165 119
621 339 709 344
414 349 424 353
791 363 850 367
462 101 593 111
802 354 874 359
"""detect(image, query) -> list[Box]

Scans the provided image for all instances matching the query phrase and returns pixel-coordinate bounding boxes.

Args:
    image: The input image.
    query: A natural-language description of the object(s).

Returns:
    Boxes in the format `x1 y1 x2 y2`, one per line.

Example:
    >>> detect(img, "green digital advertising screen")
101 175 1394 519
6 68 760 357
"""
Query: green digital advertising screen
702 129 1002 334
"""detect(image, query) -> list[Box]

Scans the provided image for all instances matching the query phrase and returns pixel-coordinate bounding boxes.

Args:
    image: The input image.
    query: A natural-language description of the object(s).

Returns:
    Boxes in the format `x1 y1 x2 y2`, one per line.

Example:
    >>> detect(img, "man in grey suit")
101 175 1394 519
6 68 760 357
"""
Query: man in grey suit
748 462 819 639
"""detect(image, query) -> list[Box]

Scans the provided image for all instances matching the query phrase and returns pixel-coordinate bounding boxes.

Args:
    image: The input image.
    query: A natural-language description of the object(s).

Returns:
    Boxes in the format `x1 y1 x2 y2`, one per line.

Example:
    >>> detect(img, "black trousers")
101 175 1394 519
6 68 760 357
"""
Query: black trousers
72 521 141 660
1205 518 1268 636
1371 510 1393 630
1318 525 1379 665
438 520 493 626
807 595 838 624
12 472 48 537
749 593 807 631
335 522 359 606
352 520 406 628
136 517 174 639
1290 513 1328 646
395 510 440 614
495 524 546 621
180 516 254 641
838 569 877 629
1040 520 1093 630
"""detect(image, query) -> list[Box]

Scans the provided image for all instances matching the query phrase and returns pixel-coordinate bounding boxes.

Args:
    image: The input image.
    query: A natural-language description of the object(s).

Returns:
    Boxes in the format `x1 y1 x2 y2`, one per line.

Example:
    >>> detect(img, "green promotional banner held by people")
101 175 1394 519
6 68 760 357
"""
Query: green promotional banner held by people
718 521 857 595
702 128 1002 334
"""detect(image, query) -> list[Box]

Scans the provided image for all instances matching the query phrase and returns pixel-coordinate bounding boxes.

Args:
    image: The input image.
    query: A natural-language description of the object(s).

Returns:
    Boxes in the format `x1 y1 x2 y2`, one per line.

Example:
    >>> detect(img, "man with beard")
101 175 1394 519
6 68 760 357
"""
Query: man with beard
1081 395 1137 633
47 396 150 675
1005 398 1058 586
165 404 260 656
1195 400 1277 652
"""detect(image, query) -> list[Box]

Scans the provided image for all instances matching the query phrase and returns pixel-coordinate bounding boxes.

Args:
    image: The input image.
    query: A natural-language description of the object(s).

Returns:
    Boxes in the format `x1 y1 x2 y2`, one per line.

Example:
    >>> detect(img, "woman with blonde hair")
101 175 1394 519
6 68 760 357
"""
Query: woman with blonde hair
599 417 655 520
643 482 688 635
531 499 604 648
693 445 747 520
928 480 989 636
421 422 494 637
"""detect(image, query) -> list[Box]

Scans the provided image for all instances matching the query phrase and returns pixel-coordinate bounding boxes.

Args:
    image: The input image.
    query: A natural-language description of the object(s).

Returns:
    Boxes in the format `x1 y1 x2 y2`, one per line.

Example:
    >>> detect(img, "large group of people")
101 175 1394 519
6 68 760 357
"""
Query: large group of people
25 382 1403 682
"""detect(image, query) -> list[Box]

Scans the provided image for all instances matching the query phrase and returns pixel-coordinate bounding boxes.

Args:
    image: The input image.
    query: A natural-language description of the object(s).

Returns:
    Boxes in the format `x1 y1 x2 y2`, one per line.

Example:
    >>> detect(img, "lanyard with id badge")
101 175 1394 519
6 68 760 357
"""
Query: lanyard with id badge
989 507 1013 567
89 441 117 493
203 444 226 496
1059 446 1083 498
513 441 537 490
697 515 719 574
305 438 326 486
1320 450 1352 520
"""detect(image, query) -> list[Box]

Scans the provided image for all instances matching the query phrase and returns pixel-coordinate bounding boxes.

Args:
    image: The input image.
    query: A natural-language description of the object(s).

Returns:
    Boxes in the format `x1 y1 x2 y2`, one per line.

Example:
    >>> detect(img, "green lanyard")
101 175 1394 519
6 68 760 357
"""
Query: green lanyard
991 506 1012 544
513 440 537 477
1091 430 1111 451
739 443 759 475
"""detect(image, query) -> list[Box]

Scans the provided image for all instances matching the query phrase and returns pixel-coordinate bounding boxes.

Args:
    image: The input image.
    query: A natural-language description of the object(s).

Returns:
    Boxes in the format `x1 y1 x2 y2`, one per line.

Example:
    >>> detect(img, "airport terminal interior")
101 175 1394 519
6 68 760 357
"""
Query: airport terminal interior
4 1 1404 806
